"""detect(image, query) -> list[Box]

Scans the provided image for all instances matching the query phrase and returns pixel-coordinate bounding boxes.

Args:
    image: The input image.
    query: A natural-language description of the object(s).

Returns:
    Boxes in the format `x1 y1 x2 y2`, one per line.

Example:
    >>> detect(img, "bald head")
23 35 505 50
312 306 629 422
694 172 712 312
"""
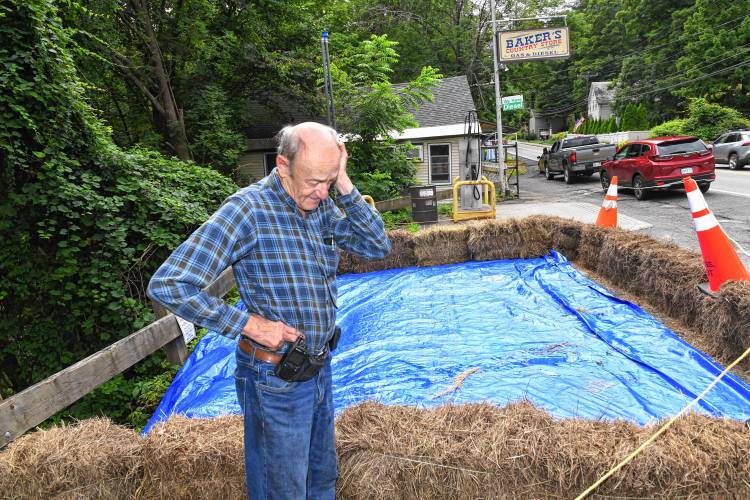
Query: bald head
276 122 339 169
275 122 344 213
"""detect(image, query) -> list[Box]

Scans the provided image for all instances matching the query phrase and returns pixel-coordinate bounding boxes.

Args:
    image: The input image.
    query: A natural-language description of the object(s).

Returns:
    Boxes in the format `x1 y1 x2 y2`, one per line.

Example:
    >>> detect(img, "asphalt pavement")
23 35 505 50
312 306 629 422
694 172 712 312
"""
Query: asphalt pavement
507 159 750 267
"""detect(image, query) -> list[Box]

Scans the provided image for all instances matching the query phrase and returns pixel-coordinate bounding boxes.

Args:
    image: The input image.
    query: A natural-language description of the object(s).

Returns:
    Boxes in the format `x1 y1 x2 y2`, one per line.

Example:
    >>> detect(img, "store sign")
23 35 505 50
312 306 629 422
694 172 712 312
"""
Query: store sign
502 95 523 111
497 27 570 63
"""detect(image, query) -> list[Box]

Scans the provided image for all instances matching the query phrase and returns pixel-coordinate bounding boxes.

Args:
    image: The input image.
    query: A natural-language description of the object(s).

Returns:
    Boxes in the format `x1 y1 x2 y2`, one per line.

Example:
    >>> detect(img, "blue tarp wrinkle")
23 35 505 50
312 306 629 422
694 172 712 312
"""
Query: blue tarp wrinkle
143 251 750 435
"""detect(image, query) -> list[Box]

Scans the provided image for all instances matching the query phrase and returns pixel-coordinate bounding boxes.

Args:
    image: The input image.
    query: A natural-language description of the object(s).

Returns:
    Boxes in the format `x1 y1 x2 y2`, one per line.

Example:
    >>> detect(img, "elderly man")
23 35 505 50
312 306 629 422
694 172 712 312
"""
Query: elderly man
148 122 391 499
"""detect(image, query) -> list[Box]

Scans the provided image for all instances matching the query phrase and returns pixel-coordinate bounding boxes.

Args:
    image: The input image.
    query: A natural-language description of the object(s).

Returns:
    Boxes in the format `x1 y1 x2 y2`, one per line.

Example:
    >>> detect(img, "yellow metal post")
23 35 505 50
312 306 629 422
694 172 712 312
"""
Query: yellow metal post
452 177 496 222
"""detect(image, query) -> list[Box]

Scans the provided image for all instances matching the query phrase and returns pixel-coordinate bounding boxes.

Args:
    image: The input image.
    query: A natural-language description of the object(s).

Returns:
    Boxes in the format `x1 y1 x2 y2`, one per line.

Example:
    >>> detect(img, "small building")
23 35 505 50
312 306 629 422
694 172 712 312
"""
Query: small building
529 109 566 138
390 75 478 190
588 82 616 121
236 75 479 191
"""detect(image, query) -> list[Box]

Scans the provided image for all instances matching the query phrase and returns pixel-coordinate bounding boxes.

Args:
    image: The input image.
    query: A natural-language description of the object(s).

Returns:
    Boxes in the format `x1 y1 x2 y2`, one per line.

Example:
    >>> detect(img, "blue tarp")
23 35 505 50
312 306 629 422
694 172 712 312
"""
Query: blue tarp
144 251 750 434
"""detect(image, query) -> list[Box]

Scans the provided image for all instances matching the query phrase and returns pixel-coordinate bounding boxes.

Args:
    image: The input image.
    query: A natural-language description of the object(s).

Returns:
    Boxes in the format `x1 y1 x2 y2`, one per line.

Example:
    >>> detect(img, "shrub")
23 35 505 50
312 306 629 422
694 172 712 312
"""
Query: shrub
650 99 750 140
651 119 689 138
1 0 237 406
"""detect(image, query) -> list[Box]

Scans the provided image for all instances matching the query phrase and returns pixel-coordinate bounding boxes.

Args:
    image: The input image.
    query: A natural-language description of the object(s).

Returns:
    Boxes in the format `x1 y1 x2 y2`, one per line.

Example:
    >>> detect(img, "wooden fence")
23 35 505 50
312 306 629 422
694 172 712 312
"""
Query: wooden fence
0 268 236 448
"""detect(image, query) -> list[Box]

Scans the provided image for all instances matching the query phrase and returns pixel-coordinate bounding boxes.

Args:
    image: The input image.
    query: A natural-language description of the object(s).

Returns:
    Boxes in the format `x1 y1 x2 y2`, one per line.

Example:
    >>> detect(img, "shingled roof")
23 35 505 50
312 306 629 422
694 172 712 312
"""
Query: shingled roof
242 75 477 148
394 75 476 127
589 82 616 105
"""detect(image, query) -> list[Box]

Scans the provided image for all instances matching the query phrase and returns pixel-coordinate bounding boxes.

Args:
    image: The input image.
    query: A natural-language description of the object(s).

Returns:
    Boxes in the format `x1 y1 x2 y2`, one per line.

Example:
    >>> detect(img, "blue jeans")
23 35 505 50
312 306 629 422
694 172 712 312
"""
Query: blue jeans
234 343 337 499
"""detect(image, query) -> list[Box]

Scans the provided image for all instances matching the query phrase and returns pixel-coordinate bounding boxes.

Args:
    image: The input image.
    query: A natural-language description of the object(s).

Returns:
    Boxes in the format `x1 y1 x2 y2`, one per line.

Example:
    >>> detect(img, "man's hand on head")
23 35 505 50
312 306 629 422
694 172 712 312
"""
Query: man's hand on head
242 314 302 351
334 141 354 195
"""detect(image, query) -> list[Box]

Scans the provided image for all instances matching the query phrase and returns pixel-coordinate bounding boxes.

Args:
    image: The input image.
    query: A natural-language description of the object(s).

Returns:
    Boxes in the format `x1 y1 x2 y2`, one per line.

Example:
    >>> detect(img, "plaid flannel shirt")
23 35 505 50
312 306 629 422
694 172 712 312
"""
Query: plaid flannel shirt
147 169 391 353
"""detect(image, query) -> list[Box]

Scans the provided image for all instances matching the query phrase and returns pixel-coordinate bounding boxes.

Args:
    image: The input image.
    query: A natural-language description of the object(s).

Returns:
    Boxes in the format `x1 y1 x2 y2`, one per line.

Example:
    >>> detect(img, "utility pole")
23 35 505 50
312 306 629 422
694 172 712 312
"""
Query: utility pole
321 31 336 129
489 0 507 195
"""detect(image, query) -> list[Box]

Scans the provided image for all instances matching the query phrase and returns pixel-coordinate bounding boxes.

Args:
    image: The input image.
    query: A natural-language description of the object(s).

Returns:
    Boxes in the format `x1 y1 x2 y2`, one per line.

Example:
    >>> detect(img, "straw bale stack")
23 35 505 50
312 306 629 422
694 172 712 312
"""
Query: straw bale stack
467 216 551 261
413 225 469 266
0 417 142 499
336 401 750 499
338 229 416 274
701 280 750 362
139 414 245 498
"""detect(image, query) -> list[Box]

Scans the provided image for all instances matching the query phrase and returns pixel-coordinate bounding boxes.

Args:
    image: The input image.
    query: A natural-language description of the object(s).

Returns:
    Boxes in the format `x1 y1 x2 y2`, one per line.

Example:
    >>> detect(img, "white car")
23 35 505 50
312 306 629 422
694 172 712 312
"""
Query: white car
711 130 750 170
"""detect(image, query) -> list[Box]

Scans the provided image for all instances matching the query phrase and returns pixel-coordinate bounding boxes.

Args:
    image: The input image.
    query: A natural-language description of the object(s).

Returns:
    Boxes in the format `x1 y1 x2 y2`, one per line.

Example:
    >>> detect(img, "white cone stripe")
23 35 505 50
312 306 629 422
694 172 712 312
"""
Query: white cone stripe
606 183 618 197
602 200 617 209
693 212 719 232
686 188 708 213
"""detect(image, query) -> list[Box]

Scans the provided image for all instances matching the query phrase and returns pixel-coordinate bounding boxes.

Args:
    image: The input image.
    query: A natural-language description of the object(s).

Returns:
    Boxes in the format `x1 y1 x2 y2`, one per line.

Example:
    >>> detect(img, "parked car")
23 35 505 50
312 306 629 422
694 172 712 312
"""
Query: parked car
538 135 616 184
711 130 750 170
600 136 715 201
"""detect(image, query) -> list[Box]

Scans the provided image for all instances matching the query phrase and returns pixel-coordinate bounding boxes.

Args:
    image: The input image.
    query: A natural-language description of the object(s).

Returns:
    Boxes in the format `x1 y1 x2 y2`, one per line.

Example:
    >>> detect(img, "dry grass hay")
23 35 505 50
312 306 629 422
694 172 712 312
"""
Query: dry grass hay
467 217 551 261
336 401 750 499
413 224 469 266
139 414 245 499
338 229 416 275
0 417 142 499
575 223 610 266
547 217 584 259
702 280 750 363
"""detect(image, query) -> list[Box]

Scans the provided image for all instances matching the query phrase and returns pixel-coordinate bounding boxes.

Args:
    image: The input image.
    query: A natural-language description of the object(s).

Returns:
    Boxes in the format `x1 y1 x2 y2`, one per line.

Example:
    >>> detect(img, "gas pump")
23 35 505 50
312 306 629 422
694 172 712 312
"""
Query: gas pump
458 110 482 210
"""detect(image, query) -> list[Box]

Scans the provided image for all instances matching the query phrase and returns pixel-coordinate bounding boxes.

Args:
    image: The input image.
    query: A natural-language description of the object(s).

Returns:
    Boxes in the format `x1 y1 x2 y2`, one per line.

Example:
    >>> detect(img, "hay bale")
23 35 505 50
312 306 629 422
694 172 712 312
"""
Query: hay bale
596 229 668 291
139 414 245 499
575 224 611 268
413 225 469 266
0 417 142 499
547 217 584 260
467 217 551 261
338 229 417 274
702 280 750 363
336 401 750 499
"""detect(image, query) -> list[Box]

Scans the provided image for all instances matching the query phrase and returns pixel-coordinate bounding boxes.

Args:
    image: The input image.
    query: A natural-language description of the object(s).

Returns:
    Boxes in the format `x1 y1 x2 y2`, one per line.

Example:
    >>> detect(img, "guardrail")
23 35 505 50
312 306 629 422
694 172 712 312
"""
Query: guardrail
0 268 237 448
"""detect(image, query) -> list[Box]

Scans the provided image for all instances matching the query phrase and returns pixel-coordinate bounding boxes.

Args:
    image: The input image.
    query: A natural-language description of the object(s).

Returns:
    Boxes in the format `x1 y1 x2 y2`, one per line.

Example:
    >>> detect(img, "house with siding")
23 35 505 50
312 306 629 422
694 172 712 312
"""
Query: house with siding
588 82 616 121
236 75 479 192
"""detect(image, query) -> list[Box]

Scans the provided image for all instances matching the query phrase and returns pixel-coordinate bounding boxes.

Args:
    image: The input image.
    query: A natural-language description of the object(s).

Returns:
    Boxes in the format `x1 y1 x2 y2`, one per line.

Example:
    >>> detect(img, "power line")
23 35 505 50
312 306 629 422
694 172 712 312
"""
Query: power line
533 57 750 117
534 43 750 116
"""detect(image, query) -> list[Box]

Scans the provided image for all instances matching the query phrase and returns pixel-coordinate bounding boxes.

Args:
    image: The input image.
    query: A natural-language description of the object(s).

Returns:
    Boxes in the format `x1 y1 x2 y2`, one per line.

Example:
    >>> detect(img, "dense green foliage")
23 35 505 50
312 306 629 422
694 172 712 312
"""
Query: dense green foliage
0 1 236 404
329 34 441 200
651 98 750 141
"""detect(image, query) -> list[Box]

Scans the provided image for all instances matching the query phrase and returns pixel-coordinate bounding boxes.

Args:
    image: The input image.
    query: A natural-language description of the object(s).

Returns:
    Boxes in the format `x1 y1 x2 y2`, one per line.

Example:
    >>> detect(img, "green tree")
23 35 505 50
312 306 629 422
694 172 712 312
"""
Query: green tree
0 0 236 402
677 0 750 113
328 34 441 200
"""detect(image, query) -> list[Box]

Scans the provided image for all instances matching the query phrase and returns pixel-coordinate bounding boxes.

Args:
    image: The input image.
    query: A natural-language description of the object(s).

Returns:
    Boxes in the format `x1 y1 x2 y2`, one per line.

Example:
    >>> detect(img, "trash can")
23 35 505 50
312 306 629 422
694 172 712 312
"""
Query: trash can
410 185 438 223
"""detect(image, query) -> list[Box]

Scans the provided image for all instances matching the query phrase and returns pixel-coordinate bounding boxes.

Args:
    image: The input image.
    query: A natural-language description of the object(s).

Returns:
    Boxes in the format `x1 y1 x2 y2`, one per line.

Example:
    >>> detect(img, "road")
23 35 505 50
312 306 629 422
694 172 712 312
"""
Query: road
511 160 750 267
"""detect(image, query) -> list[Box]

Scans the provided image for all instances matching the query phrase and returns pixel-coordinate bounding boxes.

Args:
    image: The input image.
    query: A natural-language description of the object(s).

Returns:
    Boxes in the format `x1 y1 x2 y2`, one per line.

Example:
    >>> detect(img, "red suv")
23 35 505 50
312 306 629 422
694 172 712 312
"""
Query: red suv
600 136 715 200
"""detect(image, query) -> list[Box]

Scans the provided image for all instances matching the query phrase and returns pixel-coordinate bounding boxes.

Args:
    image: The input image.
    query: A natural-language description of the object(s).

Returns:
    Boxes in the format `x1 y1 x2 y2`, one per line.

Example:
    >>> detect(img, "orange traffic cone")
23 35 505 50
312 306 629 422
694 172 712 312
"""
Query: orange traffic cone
595 176 618 227
684 176 750 293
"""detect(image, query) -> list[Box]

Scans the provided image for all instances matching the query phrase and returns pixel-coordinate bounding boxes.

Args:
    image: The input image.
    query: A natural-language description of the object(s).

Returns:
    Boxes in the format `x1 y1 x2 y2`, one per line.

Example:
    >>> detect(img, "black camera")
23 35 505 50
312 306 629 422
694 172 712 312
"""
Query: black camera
276 337 308 380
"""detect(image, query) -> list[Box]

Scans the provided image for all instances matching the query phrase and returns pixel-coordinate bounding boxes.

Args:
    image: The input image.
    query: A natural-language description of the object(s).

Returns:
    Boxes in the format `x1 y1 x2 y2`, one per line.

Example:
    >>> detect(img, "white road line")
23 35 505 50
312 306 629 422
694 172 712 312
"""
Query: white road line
711 188 750 198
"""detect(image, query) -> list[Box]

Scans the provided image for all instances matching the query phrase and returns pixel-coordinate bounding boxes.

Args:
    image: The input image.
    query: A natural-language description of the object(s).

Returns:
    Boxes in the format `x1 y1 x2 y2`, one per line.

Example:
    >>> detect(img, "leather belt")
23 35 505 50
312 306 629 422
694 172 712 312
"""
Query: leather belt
239 338 282 365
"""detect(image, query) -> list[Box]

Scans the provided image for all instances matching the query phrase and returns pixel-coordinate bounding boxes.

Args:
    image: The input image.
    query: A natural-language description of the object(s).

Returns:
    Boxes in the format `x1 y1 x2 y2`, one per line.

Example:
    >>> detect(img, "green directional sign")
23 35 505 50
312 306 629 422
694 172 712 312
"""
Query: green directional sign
502 94 523 111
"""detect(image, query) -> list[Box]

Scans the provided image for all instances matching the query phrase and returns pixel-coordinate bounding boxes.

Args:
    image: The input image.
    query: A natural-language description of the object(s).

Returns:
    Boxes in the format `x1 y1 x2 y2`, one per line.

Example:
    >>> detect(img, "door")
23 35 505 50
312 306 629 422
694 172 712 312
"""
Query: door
610 144 631 182
548 141 561 171
712 133 731 163
632 144 652 178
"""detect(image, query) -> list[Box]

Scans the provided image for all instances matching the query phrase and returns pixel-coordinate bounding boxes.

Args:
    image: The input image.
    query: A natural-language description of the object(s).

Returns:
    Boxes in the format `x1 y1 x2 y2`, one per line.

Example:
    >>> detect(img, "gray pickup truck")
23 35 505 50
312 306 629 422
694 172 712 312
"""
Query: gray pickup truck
537 136 617 184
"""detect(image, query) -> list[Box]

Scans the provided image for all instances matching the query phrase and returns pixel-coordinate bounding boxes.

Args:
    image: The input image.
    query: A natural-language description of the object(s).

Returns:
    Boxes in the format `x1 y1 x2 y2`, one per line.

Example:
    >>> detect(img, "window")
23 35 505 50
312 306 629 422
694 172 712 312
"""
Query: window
264 152 278 176
429 144 451 184
615 145 630 160
405 143 424 161
727 133 742 143
657 139 707 155
627 144 643 157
